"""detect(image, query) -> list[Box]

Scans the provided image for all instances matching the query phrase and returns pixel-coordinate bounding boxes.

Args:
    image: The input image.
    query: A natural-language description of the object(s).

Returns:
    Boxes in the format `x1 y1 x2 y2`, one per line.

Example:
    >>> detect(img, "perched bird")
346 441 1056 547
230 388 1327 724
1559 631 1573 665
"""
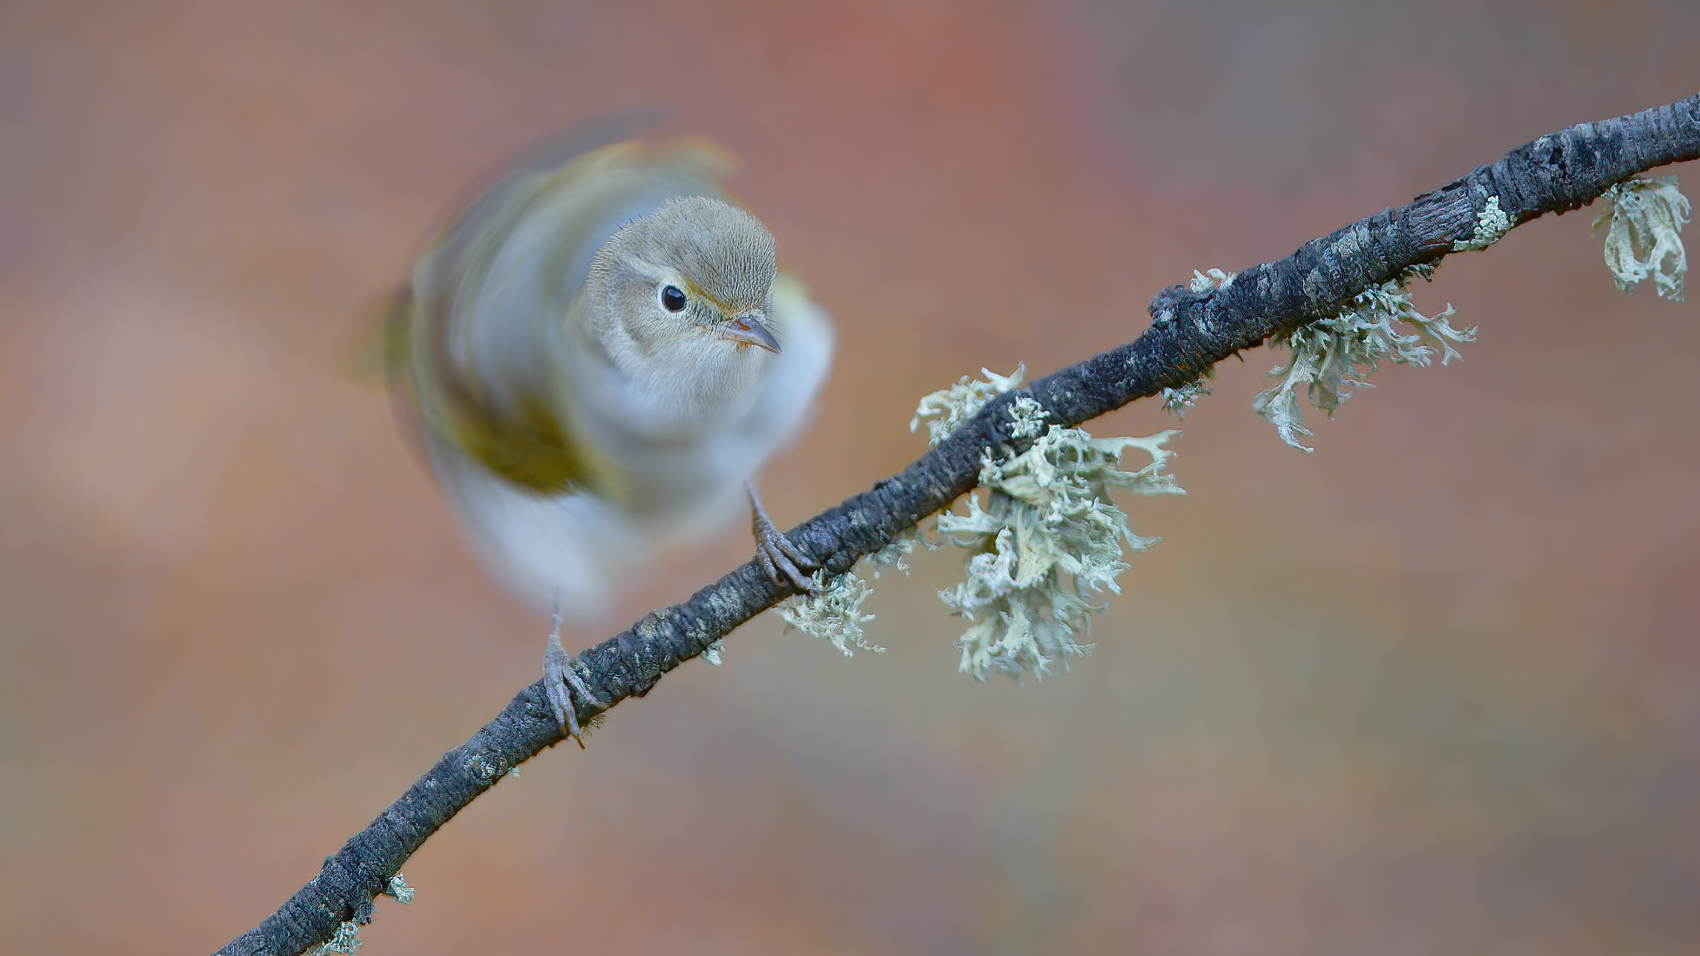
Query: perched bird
387 139 832 730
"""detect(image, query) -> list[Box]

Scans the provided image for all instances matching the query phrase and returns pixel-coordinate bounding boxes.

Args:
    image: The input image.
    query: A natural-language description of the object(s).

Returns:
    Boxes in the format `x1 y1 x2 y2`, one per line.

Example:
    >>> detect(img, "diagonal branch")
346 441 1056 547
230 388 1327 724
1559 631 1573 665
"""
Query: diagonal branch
215 92 1700 956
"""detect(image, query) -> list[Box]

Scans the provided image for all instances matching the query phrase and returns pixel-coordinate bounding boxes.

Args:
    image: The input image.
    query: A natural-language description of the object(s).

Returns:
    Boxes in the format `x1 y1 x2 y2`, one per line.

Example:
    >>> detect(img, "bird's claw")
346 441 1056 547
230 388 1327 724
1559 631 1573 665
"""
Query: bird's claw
748 482 817 592
755 523 817 592
543 619 603 740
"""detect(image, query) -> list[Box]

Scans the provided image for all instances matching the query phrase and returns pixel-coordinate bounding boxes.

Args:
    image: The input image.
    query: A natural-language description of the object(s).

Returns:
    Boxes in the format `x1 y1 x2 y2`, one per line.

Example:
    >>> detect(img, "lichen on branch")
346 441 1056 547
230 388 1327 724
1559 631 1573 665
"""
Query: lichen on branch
910 364 1028 446
1251 270 1477 451
912 368 1183 680
1594 175 1690 301
778 569 882 656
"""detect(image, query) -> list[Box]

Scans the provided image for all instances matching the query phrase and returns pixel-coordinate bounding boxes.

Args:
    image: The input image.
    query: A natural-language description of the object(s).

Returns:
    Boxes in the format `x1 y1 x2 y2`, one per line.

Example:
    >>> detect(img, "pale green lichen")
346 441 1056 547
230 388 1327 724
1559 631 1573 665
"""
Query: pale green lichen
911 366 1182 678
1004 389 1050 438
1405 261 1438 282
1594 176 1689 301
308 922 363 956
938 424 1182 681
1453 196 1511 252
1160 369 1214 419
1190 267 1236 292
779 569 883 656
911 364 1027 446
792 365 1180 678
467 753 515 782
1254 278 1476 451
1007 395 1048 439
701 638 727 666
868 527 918 576
384 874 415 905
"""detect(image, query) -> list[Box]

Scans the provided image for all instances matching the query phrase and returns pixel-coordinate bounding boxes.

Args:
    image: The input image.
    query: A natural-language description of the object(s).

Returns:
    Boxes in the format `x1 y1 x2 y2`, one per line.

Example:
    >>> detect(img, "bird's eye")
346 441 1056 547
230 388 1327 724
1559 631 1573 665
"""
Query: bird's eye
659 284 688 313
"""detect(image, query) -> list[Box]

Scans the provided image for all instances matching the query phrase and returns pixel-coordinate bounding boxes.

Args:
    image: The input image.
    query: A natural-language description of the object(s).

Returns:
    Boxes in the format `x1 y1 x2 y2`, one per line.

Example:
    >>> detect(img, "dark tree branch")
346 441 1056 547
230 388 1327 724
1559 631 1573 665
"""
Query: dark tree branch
216 92 1700 956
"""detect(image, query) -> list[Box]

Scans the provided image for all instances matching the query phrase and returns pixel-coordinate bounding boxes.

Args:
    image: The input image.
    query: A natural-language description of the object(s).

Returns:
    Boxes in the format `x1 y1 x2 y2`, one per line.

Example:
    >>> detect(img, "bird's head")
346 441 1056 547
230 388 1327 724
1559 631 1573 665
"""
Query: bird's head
583 196 781 417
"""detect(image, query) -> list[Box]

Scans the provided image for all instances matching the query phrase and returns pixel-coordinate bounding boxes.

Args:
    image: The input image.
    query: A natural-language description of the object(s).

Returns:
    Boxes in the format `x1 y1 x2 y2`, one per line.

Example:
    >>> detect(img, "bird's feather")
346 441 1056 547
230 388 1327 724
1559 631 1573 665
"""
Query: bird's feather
391 140 831 615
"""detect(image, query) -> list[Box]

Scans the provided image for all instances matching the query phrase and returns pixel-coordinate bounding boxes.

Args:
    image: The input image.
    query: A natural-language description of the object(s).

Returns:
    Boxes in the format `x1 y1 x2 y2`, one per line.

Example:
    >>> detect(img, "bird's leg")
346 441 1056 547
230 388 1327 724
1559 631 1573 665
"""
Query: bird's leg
748 480 817 591
542 599 603 740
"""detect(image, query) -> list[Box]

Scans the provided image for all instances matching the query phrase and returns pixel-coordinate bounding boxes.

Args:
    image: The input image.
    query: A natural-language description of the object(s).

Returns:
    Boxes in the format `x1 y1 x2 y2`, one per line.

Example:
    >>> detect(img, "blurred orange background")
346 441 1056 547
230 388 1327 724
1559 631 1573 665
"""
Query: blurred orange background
3 2 1698 953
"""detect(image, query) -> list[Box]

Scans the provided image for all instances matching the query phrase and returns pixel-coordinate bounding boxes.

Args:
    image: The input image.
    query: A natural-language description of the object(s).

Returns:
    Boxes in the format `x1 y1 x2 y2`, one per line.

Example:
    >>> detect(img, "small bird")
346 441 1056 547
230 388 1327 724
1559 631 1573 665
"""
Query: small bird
387 139 832 731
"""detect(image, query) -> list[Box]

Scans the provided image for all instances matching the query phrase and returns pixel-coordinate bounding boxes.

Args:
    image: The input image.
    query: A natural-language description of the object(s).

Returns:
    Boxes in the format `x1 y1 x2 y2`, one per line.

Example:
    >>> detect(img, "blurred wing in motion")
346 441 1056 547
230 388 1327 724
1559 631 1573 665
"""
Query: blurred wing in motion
389 137 831 616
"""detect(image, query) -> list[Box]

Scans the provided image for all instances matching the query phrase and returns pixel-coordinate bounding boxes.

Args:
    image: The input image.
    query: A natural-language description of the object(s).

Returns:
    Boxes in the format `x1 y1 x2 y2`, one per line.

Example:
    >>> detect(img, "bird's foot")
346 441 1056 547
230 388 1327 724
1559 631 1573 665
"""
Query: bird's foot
748 482 817 592
543 611 604 740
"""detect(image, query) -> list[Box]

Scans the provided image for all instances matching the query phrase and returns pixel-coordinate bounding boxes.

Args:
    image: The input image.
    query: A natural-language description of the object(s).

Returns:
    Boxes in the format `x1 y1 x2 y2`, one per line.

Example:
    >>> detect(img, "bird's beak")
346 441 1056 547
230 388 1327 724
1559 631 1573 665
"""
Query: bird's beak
720 315 781 353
